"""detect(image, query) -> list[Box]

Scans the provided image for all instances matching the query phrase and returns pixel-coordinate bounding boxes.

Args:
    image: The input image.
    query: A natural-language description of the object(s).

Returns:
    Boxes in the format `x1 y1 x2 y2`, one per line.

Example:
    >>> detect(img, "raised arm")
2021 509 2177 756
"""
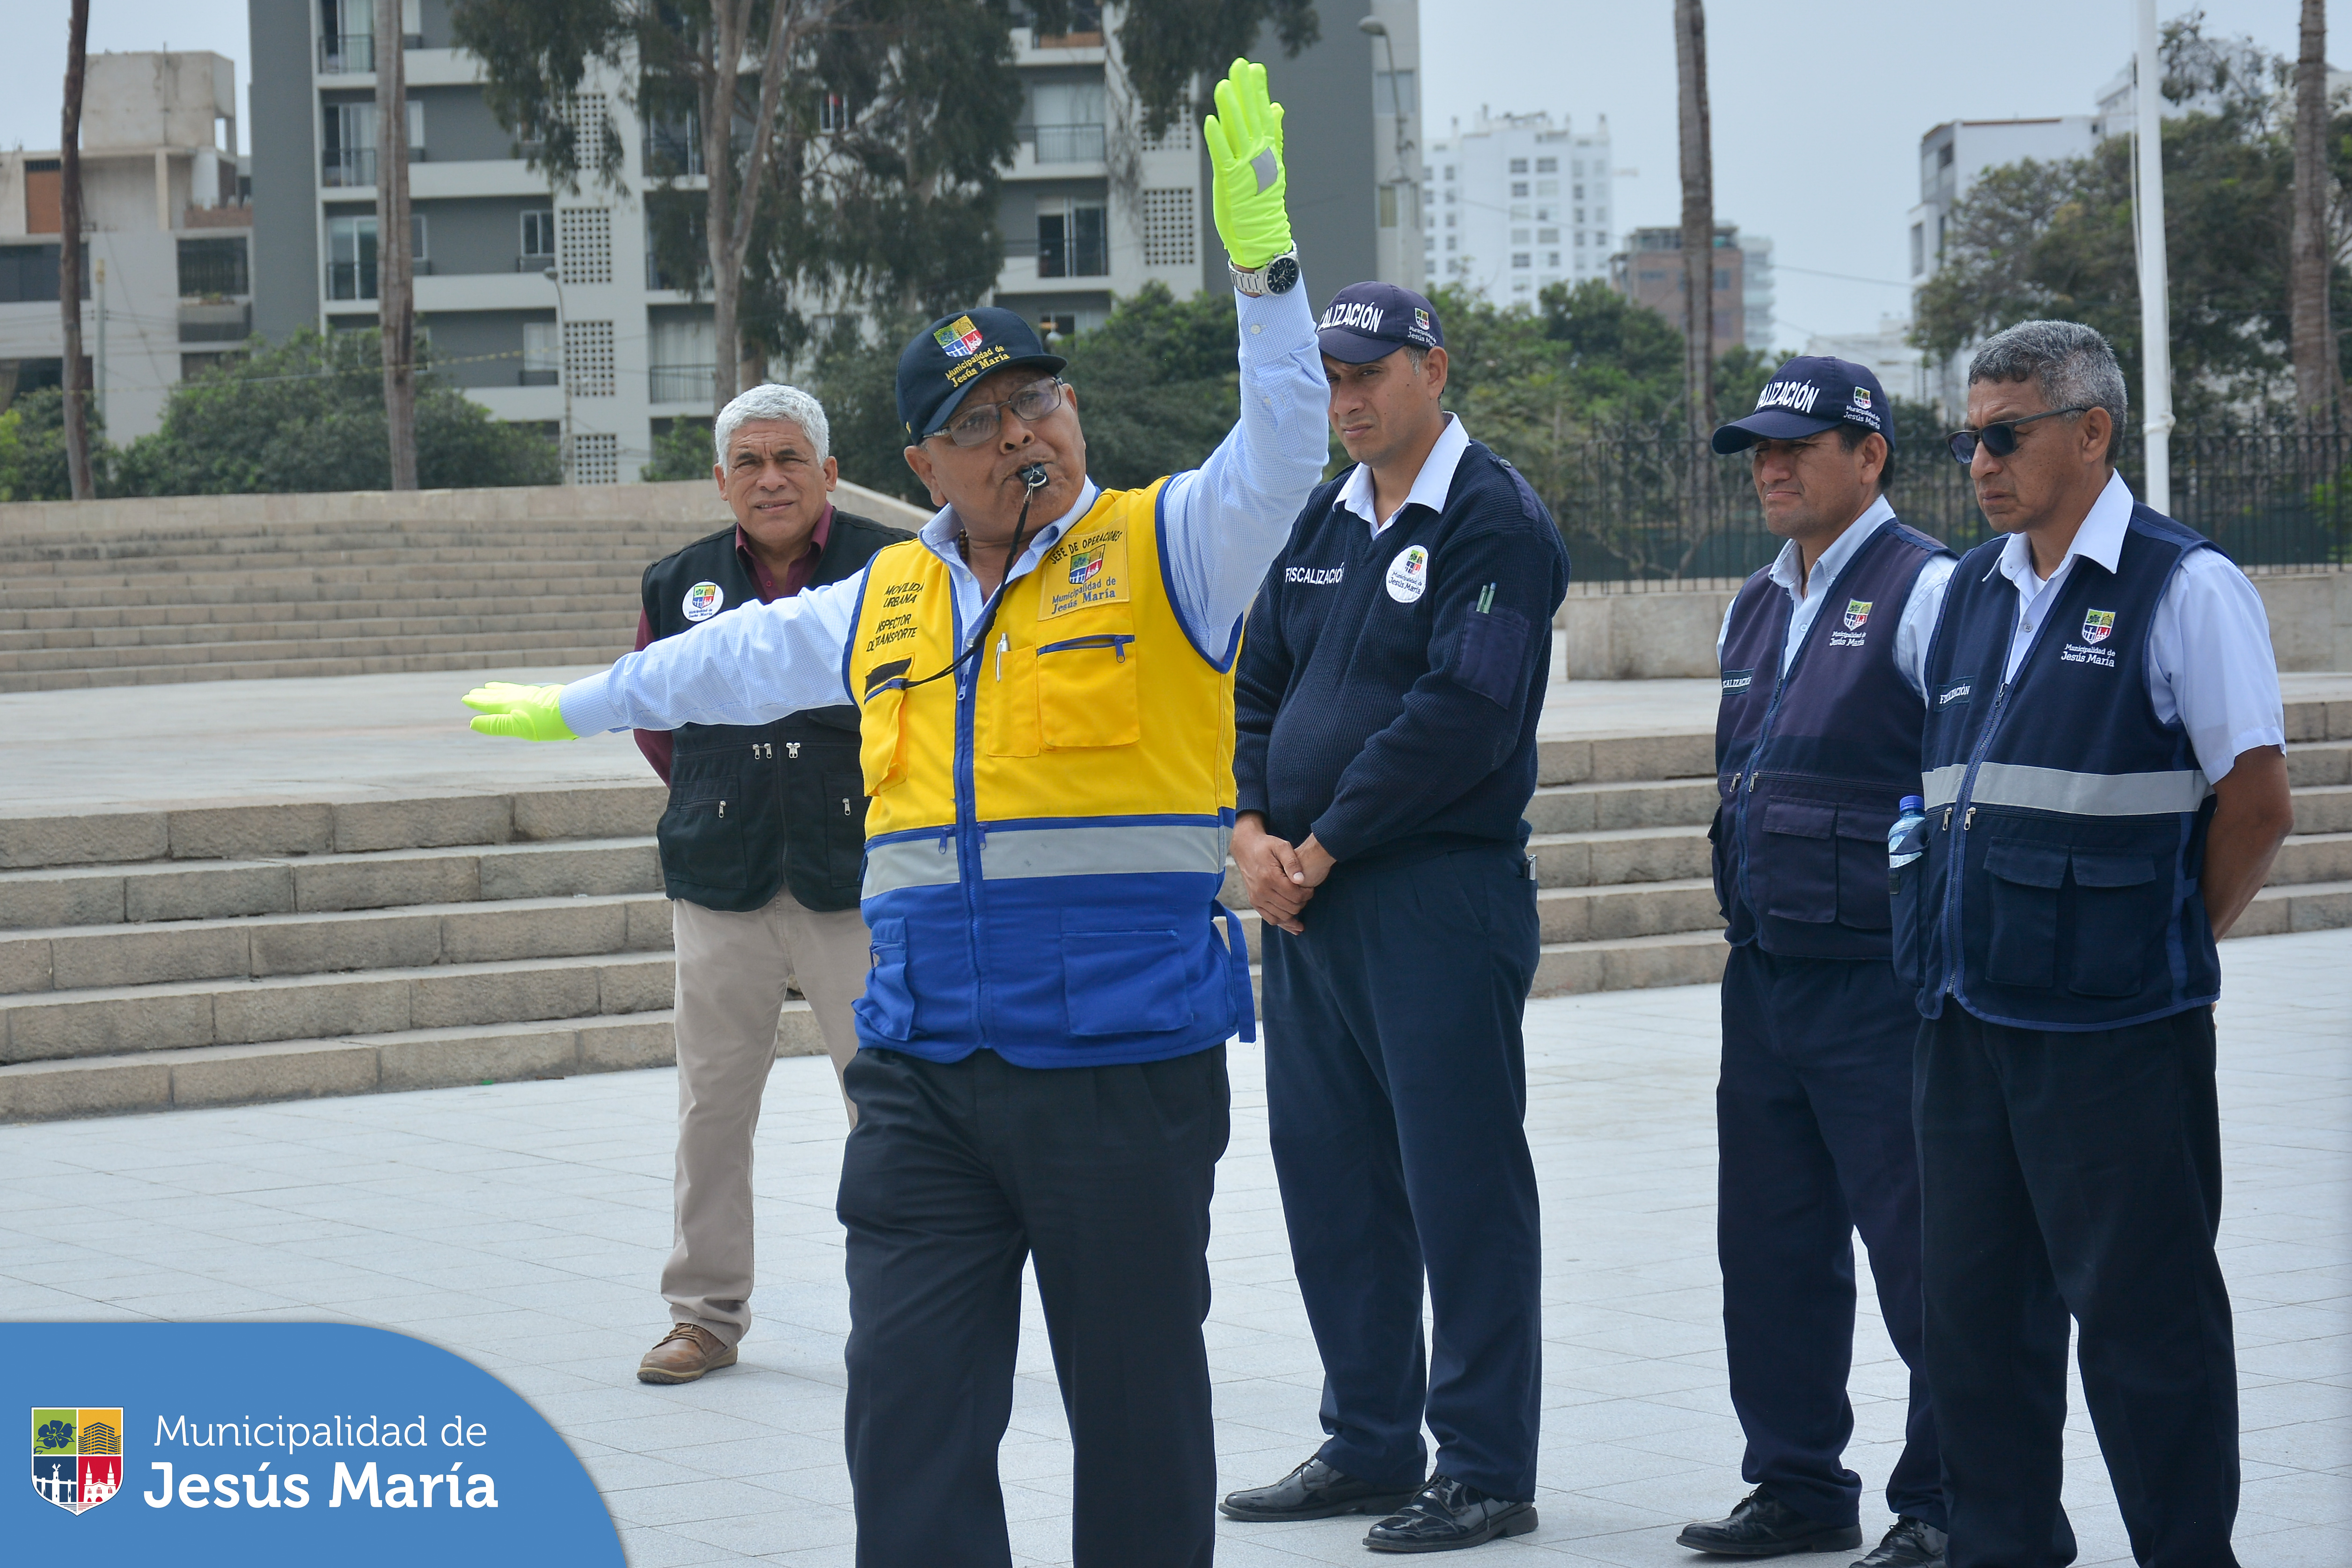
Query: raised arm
465 569 865 740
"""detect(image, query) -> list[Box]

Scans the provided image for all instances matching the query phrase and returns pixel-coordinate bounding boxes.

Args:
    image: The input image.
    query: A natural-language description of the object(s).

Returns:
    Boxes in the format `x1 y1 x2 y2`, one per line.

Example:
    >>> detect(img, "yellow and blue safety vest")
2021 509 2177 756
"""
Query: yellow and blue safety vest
844 480 1253 1066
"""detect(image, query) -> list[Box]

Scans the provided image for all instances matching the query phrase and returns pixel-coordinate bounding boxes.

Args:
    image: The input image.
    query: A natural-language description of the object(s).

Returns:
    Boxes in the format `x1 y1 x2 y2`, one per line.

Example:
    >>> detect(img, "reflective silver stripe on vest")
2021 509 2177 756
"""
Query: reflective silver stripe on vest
980 822 1231 881
1925 762 2211 817
863 836 962 900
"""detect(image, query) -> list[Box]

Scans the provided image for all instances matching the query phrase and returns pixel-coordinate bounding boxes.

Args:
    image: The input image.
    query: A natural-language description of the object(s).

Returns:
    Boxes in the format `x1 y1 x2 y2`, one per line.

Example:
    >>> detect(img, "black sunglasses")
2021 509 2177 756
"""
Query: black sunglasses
1945 406 2093 465
936 378 1067 449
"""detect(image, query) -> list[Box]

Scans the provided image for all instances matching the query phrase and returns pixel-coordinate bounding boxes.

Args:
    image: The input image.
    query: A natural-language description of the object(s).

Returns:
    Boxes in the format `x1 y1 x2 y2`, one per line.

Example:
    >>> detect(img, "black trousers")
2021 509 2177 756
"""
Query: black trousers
837 1043 1231 1568
1915 1005 2240 1568
1717 944 1943 1531
1260 843 1544 1501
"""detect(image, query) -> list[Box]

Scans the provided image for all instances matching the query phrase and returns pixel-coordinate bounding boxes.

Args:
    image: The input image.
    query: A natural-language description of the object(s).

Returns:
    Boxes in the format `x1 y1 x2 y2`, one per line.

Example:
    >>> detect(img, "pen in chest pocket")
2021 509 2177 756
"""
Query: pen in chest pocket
1475 583 1495 614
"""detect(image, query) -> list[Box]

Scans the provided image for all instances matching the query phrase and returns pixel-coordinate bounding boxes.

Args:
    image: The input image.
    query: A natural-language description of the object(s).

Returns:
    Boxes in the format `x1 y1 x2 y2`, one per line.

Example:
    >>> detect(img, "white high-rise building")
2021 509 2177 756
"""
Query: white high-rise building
1424 109 1611 303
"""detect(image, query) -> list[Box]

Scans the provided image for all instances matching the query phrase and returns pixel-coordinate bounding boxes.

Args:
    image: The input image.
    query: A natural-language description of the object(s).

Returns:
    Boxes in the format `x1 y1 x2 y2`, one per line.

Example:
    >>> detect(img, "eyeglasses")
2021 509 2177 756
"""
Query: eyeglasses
937 378 1067 449
1945 406 2093 465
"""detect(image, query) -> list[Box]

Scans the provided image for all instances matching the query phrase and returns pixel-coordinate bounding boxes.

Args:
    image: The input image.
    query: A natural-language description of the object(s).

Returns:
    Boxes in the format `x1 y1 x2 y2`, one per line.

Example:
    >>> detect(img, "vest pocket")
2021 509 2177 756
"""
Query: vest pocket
858 916 917 1040
1983 841 2068 989
1062 917 1193 1037
2066 850 2159 996
658 756 750 892
1758 801 1837 923
1834 811 1894 931
858 681 908 795
981 643 1040 757
1037 635 1140 749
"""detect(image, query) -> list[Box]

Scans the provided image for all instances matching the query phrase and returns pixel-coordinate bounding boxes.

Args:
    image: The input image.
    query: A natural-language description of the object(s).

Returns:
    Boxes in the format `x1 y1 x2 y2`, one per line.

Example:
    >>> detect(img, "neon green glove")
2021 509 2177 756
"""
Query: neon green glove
1203 58 1291 270
463 681 578 741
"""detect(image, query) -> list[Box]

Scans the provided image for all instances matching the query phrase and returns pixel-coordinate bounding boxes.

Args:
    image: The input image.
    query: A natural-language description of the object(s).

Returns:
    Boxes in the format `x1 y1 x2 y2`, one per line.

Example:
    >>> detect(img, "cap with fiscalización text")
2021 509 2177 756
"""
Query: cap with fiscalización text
1315 281 1444 365
1711 355 1891 454
895 308 1067 442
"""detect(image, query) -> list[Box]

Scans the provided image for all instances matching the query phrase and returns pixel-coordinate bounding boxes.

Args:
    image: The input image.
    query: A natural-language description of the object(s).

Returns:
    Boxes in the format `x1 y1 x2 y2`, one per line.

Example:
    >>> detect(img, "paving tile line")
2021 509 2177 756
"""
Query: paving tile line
0 930 2345 1566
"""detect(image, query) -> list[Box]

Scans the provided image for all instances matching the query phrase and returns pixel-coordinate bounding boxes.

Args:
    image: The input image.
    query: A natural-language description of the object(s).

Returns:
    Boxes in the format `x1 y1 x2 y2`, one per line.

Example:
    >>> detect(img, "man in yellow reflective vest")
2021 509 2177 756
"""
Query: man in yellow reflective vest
463 60 1326 1568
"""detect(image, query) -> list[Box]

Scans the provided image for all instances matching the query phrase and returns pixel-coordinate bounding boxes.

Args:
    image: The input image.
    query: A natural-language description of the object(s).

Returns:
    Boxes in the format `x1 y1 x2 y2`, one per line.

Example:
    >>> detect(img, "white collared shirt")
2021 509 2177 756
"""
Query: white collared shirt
1335 413 1472 536
1988 468 2283 781
1713 497 1956 697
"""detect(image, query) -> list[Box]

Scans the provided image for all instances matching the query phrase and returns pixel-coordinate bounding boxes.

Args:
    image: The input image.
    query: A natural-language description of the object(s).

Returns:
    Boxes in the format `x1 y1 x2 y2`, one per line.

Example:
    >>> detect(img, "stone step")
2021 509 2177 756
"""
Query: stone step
0 892 673 995
2274 831 2352 884
0 608 633 654
1537 731 1714 786
0 836 660 930
2288 741 2352 788
0 557 653 595
2238 877 2352 937
0 648 623 694
1228 877 1727 964
1530 828 1710 888
0 592 634 633
0 952 675 1063
1526 777 1720 833
0 784 665 871
1535 929 1730 996
2291 785 2352 834
0 580 637 612
0 625 627 675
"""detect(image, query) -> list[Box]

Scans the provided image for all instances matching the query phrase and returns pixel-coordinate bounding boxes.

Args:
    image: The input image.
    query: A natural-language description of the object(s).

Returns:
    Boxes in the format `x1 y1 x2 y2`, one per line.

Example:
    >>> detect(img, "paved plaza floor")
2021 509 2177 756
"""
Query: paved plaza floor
1 929 2343 1566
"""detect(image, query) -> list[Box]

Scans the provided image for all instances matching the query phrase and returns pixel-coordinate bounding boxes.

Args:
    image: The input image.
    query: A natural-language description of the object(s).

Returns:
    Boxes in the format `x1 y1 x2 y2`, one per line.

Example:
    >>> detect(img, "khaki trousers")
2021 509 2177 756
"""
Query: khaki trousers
663 887 869 1346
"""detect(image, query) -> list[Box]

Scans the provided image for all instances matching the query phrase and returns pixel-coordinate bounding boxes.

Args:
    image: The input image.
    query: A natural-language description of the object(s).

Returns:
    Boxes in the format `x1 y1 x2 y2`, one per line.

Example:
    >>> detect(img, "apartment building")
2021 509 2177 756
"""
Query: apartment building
1609 224 1773 354
248 0 1415 483
1425 109 1611 303
0 51 250 440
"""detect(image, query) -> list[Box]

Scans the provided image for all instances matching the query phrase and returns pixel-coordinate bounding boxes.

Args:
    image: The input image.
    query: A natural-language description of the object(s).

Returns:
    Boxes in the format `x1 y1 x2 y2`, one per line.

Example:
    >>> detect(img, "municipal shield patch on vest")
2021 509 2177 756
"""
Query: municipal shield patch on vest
2082 608 2115 644
1843 599 1872 631
32 1407 123 1514
1068 548 1104 587
683 581 725 622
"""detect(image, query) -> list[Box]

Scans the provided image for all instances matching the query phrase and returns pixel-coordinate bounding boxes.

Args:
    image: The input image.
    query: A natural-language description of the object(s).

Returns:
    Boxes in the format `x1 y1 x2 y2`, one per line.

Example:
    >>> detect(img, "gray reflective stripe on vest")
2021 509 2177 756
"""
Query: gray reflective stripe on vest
863 837 961 899
1923 761 2210 817
980 822 1231 880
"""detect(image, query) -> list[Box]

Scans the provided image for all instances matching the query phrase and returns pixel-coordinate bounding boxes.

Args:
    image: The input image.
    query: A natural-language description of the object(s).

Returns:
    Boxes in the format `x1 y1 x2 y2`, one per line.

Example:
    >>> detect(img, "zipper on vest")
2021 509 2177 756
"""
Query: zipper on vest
718 801 726 820
787 741 799 760
1038 633 1134 660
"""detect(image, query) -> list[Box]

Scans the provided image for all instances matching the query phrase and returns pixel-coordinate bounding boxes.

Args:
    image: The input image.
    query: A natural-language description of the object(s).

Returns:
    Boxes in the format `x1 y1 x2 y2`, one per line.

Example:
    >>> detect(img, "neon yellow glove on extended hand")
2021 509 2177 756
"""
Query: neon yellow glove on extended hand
462 681 578 741
1203 57 1291 270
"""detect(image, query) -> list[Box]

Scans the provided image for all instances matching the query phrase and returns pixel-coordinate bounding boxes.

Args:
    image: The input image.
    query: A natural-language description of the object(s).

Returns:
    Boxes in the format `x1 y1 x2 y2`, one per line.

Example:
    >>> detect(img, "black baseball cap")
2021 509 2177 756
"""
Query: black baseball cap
896 307 1067 442
1711 355 1890 454
1316 281 1444 364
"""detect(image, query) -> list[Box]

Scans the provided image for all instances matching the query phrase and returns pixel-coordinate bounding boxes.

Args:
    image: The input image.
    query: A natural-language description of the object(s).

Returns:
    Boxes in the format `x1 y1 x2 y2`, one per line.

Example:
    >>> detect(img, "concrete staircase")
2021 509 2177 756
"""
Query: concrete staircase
3 701 2347 1122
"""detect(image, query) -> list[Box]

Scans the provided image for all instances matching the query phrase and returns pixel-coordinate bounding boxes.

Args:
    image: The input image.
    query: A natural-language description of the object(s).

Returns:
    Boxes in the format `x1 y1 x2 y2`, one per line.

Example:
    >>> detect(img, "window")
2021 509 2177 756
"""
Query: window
1546 251 1561 268
1444 211 1456 228
1444 235 1457 251
1910 221 1925 277
818 92 851 132
557 207 612 285
1537 206 1555 221
0 244 66 304
1575 231 1586 247
573 432 619 485
1140 187 1195 267
324 214 422 299
649 316 716 401
1510 181 1528 198
1511 253 1531 269
1537 179 1558 196
1443 165 1456 181
1374 70 1416 117
1509 205 1529 220
564 319 615 396
1536 156 1557 173
1444 188 1456 204
1509 157 1528 174
1537 228 1558 244
1573 161 1584 176
1572 207 1583 223
521 209 555 264
521 320 559 385
1037 203 1106 277
1379 186 1398 227
1512 278 1531 293
1032 81 1106 163
1510 228 1530 243
177 237 248 297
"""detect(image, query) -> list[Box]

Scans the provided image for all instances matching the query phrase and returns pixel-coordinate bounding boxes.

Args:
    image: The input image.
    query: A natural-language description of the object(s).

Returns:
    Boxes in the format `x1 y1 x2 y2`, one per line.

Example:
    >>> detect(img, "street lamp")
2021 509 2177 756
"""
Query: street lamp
543 265 574 485
1359 16 1420 282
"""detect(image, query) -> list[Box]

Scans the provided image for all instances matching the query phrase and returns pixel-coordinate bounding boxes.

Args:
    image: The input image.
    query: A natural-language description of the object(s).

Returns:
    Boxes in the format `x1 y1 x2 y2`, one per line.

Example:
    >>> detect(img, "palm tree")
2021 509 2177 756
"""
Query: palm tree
60 0 93 500
380 0 419 487
1673 0 1716 509
2290 0 2340 430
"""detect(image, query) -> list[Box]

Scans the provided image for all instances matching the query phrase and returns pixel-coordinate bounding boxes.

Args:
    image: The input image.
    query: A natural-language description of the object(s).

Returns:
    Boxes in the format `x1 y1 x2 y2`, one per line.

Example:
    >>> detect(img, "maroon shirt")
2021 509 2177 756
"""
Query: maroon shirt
632 505 835 784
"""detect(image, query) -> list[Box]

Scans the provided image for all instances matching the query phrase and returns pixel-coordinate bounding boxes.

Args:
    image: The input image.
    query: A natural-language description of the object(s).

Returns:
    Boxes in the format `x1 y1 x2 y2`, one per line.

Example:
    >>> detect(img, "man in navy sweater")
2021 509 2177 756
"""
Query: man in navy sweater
1221 283 1570 1554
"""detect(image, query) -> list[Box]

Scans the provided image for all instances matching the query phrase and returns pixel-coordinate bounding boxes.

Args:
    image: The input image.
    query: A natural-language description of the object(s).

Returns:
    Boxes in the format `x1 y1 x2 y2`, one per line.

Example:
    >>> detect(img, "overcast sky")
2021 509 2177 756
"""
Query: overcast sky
1 0 2326 345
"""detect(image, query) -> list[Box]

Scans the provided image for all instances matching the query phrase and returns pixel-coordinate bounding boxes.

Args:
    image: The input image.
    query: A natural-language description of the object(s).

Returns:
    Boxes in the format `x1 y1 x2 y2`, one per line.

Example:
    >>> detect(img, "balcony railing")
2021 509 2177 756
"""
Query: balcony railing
325 259 432 300
1032 234 1107 278
177 302 251 343
650 364 716 403
321 147 425 187
317 32 421 73
519 368 559 387
1032 122 1106 164
516 252 556 273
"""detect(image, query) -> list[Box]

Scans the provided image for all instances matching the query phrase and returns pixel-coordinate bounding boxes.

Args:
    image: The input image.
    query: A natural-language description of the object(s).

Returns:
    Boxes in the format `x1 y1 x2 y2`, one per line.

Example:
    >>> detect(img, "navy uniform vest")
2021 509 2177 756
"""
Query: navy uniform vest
1900 503 2220 1029
641 511 909 913
1714 517 1951 960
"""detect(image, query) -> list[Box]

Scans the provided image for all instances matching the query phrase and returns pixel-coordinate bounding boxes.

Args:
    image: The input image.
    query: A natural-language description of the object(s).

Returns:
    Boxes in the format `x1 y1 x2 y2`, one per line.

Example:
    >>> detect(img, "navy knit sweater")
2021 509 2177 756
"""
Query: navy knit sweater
1234 438 1571 864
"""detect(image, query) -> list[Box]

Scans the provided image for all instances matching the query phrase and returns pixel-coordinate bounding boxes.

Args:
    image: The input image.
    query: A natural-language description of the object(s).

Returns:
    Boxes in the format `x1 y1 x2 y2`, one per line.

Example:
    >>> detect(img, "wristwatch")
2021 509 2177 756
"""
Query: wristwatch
1229 250 1300 296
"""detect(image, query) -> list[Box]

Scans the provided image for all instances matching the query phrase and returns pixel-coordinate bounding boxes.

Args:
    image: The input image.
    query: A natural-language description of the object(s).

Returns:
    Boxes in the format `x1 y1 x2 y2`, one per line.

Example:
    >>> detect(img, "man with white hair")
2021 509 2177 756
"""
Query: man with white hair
629 383 911 1386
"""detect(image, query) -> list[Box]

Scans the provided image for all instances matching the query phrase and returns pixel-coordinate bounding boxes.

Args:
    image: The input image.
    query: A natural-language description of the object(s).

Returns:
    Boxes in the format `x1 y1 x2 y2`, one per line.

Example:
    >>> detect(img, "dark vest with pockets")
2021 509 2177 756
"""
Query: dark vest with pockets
641 511 909 913
1900 503 2220 1029
1714 517 1952 960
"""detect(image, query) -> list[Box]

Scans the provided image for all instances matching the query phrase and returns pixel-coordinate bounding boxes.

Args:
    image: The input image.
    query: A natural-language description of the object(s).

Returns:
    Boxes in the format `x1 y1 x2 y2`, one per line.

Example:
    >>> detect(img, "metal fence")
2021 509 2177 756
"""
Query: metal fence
1539 431 2352 587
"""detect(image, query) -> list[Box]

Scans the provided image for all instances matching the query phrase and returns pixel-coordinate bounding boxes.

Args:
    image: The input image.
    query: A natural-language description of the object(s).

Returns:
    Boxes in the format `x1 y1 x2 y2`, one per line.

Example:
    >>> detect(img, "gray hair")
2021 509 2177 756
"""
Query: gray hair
1966 320 2129 462
713 382 830 467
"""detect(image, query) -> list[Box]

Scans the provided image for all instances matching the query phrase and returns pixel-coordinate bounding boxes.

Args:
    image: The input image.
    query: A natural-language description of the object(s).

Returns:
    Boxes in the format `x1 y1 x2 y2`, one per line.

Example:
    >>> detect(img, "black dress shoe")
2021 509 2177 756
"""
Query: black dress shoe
1364 1474 1538 1553
1676 1488 1864 1557
1220 1456 1423 1522
1850 1517 1947 1568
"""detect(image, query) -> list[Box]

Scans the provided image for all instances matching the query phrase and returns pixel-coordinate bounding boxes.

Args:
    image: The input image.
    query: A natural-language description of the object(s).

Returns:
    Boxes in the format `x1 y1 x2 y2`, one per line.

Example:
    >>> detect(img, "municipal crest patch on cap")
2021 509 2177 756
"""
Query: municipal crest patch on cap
1843 599 1872 631
1850 388 1872 409
934 315 985 359
33 1407 124 1515
2082 608 2116 644
683 581 725 622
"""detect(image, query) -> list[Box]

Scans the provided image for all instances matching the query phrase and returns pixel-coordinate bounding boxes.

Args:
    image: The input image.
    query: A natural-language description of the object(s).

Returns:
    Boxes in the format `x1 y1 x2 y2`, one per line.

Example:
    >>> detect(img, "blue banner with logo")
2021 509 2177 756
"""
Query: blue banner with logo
5 1322 623 1564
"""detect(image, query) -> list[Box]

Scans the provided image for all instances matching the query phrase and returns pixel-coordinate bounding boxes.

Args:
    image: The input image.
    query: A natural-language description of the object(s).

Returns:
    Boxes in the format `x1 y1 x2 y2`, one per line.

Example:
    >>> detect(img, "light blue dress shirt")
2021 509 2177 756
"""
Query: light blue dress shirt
559 280 1330 738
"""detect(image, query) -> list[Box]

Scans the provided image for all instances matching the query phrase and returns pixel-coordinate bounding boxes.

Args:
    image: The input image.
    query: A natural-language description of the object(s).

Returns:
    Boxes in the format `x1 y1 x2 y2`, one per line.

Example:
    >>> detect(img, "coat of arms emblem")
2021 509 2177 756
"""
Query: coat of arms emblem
1843 599 1872 632
32 1407 123 1515
1068 548 1105 586
2082 608 2116 644
934 315 985 359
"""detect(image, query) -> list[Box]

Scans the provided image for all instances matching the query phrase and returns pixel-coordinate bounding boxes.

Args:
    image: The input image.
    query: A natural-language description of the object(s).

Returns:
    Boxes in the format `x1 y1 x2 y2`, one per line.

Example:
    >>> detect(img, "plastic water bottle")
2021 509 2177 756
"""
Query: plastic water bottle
1887 794 1927 893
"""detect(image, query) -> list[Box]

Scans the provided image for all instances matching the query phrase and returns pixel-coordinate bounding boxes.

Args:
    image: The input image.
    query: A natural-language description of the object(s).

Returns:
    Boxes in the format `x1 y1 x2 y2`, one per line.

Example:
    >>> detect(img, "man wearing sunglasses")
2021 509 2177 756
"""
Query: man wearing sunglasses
1680 358 1955 1568
1905 320 2292 1568
461 58 1328 1568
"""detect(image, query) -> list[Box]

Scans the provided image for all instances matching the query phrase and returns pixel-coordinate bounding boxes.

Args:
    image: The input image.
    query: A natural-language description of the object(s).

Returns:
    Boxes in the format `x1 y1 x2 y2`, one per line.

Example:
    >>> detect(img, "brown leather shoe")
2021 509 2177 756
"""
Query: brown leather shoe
636 1323 737 1385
